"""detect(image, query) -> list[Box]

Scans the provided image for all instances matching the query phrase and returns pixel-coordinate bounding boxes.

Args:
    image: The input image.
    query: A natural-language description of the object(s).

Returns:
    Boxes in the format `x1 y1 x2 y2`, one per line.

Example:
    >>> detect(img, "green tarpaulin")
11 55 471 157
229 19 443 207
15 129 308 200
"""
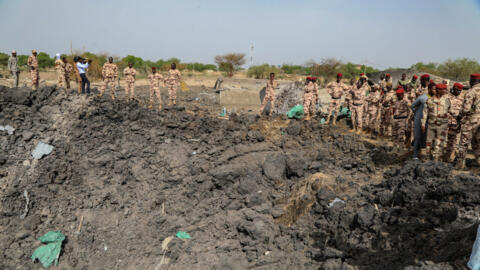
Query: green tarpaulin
286 105 304 119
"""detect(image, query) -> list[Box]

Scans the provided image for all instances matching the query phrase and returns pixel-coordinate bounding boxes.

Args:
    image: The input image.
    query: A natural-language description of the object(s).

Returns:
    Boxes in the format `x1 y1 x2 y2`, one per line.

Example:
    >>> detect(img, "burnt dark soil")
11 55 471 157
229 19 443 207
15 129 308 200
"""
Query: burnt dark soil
0 85 479 270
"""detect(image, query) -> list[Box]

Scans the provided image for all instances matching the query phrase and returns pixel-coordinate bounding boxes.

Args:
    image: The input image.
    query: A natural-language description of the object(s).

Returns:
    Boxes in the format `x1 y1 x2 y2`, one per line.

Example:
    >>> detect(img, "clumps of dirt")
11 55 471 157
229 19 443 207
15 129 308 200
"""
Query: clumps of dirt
0 85 478 269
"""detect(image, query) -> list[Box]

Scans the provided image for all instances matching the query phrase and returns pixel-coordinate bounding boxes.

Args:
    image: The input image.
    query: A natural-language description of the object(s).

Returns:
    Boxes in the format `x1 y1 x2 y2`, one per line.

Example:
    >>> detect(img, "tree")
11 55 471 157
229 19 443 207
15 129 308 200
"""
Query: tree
437 58 480 81
36 52 55 69
214 53 245 77
247 64 281 79
410 62 438 75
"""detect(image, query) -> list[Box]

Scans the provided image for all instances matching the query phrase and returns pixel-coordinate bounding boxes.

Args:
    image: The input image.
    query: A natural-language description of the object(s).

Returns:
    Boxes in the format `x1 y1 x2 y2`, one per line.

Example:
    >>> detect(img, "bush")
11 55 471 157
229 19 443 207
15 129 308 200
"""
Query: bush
37 52 55 69
437 58 480 81
185 63 217 72
0 53 8 66
281 64 308 75
247 64 281 79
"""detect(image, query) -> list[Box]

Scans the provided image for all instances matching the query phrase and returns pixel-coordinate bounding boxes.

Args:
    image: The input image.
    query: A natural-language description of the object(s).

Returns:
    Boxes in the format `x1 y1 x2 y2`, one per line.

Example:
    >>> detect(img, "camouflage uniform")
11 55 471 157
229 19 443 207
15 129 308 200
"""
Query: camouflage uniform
259 80 277 115
422 95 451 160
65 63 73 89
303 82 318 116
457 84 480 163
101 63 118 98
444 92 465 160
366 90 381 131
148 73 164 109
55 59 66 88
350 83 367 130
27 55 39 90
405 88 417 144
123 67 136 99
8 55 20 88
165 69 181 104
392 95 411 146
379 91 395 136
326 81 348 123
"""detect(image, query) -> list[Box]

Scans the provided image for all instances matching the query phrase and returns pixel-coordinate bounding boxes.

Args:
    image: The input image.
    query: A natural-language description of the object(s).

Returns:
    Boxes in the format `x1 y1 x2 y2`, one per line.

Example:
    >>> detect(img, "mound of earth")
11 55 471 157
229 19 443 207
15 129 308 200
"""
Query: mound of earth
0 85 478 269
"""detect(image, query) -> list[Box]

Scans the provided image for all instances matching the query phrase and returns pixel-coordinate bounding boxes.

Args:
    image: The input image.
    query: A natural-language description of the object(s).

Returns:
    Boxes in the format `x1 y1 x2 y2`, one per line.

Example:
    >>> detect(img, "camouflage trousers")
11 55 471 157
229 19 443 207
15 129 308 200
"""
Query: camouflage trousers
149 85 162 109
367 107 379 131
259 92 275 115
30 68 39 89
167 84 177 101
303 93 316 116
379 107 392 136
11 71 19 88
362 104 369 129
125 81 135 99
444 124 461 160
406 112 414 144
75 72 82 94
326 99 341 122
65 75 70 89
101 77 116 97
426 123 448 159
392 117 408 146
457 117 480 160
57 71 65 88
351 104 363 130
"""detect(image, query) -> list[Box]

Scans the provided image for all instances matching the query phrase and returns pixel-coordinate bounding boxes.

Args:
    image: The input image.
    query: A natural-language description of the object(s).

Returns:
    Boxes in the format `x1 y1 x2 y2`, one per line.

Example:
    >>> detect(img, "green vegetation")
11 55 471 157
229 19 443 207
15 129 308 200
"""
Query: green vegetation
247 64 281 79
411 58 480 81
0 53 8 66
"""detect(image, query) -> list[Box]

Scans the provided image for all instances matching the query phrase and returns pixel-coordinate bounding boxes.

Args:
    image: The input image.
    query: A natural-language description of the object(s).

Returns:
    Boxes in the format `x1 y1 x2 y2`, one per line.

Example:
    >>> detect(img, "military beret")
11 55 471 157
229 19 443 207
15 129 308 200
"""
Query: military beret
421 74 430 79
152 67 156 71
337 73 343 77
413 75 418 79
471 74 480 80
454 83 464 90
396 88 405 94
386 74 391 77
436 83 448 89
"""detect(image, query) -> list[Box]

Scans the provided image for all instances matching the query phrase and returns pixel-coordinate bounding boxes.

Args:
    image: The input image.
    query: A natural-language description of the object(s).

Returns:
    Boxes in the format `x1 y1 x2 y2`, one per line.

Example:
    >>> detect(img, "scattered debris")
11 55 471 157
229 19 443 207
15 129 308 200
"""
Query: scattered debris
0 124 15 135
31 142 54 160
327 197 344 208
175 231 191 239
20 190 29 219
31 231 65 268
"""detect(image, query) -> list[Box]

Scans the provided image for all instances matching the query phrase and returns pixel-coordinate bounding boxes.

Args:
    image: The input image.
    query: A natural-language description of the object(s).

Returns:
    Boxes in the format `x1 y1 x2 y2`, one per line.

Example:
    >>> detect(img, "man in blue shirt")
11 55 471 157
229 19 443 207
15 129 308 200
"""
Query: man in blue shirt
76 57 92 94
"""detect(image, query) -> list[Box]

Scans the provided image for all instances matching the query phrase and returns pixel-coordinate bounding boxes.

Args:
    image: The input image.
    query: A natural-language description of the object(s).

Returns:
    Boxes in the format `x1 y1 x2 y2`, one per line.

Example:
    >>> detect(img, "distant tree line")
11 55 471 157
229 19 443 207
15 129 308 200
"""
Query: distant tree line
410 58 480 81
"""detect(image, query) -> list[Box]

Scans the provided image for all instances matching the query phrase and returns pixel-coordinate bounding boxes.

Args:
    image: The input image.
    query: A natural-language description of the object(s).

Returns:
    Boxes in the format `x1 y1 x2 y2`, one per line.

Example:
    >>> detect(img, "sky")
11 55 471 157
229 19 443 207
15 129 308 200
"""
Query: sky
0 0 479 69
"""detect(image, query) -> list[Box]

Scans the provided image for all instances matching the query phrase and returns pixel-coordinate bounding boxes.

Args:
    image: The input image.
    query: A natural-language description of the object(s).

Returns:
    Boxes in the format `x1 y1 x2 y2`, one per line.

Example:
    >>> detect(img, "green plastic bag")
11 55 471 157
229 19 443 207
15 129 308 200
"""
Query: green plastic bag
320 118 326 125
32 231 65 268
339 107 351 118
176 231 191 239
286 105 304 119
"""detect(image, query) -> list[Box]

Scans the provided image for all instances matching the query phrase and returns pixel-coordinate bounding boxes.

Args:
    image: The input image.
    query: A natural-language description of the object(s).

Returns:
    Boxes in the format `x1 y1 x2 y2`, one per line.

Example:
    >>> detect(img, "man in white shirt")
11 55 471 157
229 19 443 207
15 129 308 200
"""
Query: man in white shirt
76 57 92 94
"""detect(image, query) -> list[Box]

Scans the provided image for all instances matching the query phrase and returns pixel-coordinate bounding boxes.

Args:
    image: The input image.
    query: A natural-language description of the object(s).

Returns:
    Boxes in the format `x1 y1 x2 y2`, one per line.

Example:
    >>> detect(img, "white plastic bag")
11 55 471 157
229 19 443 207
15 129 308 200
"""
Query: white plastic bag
468 225 480 270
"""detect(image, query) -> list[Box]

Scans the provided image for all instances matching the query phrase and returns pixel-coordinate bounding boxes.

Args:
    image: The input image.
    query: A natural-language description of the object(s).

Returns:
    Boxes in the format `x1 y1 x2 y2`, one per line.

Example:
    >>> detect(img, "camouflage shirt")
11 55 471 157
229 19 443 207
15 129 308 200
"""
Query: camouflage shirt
148 73 164 87
165 69 181 85
461 84 480 118
422 95 451 126
123 67 136 83
326 81 348 99
27 55 38 69
55 59 65 73
266 80 278 96
102 63 118 78
392 96 411 118
350 83 368 105
8 56 19 72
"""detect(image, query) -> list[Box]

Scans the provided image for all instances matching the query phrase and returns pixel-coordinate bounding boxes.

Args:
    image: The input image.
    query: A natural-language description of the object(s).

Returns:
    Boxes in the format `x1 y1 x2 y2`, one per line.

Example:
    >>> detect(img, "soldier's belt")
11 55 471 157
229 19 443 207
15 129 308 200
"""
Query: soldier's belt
394 116 408 119
353 103 363 106
331 97 341 100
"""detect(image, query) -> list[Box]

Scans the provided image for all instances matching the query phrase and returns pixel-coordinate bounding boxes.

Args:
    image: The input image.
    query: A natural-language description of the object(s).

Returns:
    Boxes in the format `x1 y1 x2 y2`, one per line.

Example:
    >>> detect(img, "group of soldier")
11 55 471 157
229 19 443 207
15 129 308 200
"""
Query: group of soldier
259 71 480 169
6 50 182 110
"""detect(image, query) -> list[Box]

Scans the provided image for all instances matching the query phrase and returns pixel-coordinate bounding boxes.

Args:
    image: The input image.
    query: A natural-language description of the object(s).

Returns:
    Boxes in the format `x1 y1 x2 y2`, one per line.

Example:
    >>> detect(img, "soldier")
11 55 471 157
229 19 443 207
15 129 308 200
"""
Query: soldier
417 74 430 97
409 74 419 90
100 57 118 99
350 74 368 133
27 50 39 90
63 57 73 90
421 83 451 161
456 74 480 169
378 73 386 91
165 63 181 106
344 78 356 110
303 77 318 120
54 53 66 88
325 73 349 125
73 56 83 94
123 62 136 100
148 67 164 110
7 50 20 88
397 73 409 89
259 72 278 116
444 83 465 162
405 84 417 145
360 73 370 131
365 84 381 135
392 87 411 153
379 82 395 137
